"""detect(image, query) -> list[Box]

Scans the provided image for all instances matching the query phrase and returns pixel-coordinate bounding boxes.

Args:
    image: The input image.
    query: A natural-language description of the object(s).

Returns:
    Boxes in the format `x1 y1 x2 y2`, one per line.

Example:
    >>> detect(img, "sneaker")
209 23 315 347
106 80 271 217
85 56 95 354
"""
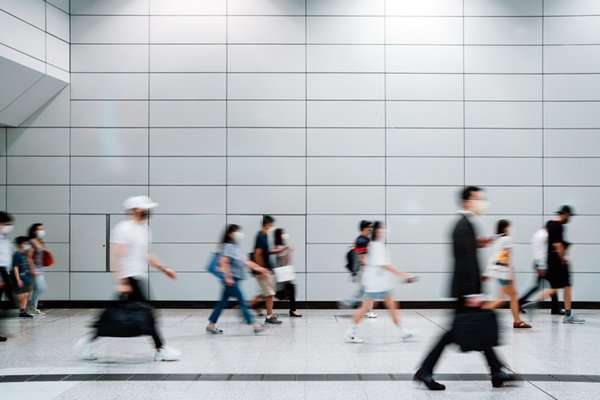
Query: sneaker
0 336 6 342
74 334 97 361
253 325 267 335
563 314 585 324
31 309 46 316
345 328 364 344
154 345 181 362
205 326 223 335
491 371 520 388
364 311 378 319
265 315 283 325
19 311 34 318
398 325 413 340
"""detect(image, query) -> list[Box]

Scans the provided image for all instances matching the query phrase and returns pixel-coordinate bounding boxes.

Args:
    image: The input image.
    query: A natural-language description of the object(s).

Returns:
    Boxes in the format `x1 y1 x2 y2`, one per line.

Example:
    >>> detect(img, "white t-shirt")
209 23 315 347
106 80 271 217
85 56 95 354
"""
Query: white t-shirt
485 235 513 280
110 219 150 278
363 241 394 293
531 229 548 269
0 234 11 269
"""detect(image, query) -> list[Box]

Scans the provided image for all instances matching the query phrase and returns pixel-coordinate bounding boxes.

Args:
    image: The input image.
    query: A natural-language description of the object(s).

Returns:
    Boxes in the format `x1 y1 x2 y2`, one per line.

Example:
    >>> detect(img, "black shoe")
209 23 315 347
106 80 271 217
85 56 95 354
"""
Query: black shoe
551 309 565 315
0 336 7 342
19 312 33 318
492 372 520 388
519 308 526 314
289 310 302 318
413 370 446 391
265 316 283 325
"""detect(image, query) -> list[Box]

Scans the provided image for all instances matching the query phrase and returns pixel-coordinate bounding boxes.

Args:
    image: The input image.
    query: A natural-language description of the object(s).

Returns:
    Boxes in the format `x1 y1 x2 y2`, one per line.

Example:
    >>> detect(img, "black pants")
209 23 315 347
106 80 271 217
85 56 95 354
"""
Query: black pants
95 277 163 349
518 274 560 311
0 268 15 309
418 305 504 377
276 282 297 311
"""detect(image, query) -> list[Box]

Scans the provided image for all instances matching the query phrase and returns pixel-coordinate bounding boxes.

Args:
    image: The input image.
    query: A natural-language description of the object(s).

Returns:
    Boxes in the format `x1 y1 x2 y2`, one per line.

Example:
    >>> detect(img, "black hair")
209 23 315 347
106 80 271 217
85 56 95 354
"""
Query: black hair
0 212 13 224
359 220 372 231
371 221 383 241
28 223 43 240
15 236 29 246
461 186 482 201
274 228 285 246
221 224 240 244
262 215 274 227
496 219 510 235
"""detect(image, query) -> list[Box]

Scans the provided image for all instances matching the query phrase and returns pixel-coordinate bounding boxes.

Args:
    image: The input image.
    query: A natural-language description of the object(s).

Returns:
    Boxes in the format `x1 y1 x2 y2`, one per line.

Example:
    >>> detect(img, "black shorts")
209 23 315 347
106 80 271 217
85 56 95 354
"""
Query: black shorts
547 262 571 289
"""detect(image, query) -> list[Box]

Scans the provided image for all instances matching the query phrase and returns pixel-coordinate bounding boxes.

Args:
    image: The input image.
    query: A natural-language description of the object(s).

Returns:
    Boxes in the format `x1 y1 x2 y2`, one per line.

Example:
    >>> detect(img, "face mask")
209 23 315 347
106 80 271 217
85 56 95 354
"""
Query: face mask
281 233 289 242
471 200 489 215
22 244 31 251
37 230 46 239
233 231 245 242
0 225 13 235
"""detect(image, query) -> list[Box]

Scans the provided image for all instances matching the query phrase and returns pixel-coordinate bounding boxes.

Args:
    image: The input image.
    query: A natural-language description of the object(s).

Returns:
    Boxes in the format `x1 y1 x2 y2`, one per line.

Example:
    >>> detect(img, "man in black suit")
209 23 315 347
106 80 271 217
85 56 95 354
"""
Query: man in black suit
414 186 517 390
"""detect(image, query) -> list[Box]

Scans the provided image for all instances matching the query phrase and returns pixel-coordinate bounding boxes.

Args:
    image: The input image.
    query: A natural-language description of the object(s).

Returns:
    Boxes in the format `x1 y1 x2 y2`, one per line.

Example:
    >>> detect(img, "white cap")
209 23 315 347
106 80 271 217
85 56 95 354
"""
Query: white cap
123 195 158 210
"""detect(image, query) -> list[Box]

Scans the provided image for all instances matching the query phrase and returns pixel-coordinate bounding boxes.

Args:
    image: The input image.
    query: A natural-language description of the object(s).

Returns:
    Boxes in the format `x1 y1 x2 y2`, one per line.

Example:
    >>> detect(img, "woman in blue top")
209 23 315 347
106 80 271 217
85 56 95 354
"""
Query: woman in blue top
206 224 268 335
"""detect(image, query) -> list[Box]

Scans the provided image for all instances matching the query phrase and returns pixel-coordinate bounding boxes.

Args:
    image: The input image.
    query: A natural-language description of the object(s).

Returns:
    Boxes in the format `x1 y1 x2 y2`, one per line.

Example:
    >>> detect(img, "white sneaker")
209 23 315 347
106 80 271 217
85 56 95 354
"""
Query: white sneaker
154 345 181 361
398 325 413 340
364 311 378 319
345 328 364 343
74 334 97 361
31 309 46 316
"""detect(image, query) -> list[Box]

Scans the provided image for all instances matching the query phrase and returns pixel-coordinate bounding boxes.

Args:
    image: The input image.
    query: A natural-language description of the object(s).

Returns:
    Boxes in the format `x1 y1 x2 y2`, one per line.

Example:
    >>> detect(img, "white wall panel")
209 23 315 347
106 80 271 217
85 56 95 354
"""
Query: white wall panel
71 186 147 214
387 102 463 128
229 16 304 44
386 187 460 215
150 16 226 44
11 214 69 243
465 75 542 101
71 45 149 72
387 74 462 100
387 129 463 157
228 157 305 185
465 158 542 186
387 158 464 186
7 157 69 184
150 73 225 100
544 45 600 74
151 215 226 243
150 186 226 214
545 16 600 45
150 101 225 127
545 102 600 128
386 0 461 16
227 186 306 215
544 187 600 216
387 45 462 73
544 0 600 16
308 101 384 127
307 0 383 16
228 101 305 127
71 73 148 100
7 186 69 214
71 16 149 44
466 46 542 73
71 157 148 185
307 129 384 157
228 45 305 72
307 186 385 214
228 128 306 156
71 100 148 127
307 158 384 185
150 0 224 15
150 157 226 185
150 45 225 72
150 128 226 156
386 17 462 44
544 158 600 186
228 74 304 100
308 74 383 100
465 102 542 128
71 128 148 156
307 17 383 44
307 45 383 73
465 0 542 16
7 128 69 156
465 17 542 45
465 129 542 157
71 0 148 15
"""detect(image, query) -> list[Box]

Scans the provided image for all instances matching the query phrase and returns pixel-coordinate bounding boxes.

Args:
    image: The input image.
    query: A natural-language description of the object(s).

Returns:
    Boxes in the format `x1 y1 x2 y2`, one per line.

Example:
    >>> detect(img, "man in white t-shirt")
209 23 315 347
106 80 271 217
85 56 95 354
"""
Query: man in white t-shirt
518 227 561 314
76 196 180 361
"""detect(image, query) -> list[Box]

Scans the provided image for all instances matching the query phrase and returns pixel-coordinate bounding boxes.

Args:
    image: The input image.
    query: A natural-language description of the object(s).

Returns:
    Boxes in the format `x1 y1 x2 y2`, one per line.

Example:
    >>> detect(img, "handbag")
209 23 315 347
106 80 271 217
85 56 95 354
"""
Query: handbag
206 252 224 279
453 308 499 352
274 265 296 283
42 250 54 267
94 300 155 338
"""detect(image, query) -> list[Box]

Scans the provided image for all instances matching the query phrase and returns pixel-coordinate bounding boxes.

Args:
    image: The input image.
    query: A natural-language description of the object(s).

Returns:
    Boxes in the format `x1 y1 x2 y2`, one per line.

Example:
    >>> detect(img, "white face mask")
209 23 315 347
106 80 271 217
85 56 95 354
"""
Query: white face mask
23 244 32 251
0 225 13 235
37 230 46 239
233 231 245 243
471 200 489 215
281 233 289 242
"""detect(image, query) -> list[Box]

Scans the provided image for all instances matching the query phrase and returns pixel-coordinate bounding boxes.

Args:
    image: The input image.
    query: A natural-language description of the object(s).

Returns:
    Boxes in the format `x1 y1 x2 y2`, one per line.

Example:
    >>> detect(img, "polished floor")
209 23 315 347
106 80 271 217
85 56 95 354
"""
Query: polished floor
0 307 597 399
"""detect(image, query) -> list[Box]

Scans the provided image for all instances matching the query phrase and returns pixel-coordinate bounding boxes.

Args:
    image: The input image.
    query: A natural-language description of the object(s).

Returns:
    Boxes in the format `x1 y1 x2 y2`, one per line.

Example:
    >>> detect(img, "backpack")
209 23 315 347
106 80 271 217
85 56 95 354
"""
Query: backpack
345 247 358 276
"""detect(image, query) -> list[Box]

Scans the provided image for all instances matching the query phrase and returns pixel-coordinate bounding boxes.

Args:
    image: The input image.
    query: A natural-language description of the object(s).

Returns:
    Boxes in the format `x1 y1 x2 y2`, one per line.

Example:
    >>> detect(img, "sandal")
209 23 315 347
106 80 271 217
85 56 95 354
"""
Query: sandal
206 326 224 335
513 321 532 329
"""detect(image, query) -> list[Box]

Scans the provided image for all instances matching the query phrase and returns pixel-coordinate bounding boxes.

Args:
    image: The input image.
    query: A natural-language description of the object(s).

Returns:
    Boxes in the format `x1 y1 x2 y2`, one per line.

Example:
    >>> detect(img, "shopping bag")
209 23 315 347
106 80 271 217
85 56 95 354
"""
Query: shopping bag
206 252 224 279
453 308 499 352
274 265 296 283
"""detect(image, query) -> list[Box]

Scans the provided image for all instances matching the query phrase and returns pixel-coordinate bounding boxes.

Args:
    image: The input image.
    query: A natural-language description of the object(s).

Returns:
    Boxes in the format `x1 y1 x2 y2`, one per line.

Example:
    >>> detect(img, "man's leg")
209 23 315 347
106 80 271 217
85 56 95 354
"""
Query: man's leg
417 329 454 376
128 277 163 350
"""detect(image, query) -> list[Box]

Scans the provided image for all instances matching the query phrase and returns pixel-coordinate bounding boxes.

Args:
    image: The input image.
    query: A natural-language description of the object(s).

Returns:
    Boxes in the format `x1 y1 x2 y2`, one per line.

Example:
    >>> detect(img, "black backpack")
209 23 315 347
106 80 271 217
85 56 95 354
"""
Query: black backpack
345 247 358 276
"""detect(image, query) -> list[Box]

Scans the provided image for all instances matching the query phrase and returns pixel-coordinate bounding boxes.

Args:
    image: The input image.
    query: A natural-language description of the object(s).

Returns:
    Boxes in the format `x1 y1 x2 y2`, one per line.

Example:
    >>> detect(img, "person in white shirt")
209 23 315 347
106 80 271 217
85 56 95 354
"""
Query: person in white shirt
0 212 15 314
76 196 180 361
483 220 531 328
345 221 416 343
518 227 561 314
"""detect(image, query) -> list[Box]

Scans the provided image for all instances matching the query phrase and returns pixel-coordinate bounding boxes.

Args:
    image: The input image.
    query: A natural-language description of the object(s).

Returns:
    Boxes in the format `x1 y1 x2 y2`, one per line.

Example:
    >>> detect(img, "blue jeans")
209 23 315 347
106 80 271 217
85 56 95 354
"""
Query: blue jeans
209 279 254 325
30 272 47 309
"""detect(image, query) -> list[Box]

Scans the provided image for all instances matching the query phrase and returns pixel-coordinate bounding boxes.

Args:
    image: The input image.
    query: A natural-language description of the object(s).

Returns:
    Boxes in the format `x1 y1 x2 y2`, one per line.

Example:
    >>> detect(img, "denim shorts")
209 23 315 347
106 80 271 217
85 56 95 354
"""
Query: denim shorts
364 291 390 299
498 279 512 286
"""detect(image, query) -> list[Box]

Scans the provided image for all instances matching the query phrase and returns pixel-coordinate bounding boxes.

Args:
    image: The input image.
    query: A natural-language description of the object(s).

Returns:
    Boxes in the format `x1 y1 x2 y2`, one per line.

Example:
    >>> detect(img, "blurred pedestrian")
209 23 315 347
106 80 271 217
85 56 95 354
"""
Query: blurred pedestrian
273 228 301 318
0 212 15 310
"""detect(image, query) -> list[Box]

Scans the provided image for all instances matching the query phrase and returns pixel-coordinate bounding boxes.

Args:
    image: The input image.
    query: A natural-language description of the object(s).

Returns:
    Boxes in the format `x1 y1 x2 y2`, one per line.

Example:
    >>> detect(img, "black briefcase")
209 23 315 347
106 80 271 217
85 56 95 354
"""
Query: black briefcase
94 301 155 338
453 308 499 352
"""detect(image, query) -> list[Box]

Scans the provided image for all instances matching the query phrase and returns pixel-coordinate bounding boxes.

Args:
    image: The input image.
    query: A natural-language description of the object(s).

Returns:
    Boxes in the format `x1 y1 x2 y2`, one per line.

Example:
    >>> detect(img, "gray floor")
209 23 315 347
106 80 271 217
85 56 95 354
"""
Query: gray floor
0 308 597 399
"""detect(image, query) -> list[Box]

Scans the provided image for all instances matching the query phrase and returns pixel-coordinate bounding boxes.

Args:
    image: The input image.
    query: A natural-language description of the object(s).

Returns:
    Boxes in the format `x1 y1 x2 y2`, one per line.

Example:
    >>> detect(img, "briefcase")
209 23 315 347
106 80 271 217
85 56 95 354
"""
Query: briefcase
453 308 499 352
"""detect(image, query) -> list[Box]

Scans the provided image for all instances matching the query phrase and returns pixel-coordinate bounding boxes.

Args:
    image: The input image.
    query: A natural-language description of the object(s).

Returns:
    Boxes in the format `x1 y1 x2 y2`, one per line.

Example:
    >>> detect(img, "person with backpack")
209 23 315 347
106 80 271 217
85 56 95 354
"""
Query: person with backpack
206 224 267 335
345 221 416 343
12 236 34 318
339 221 377 318
26 223 52 315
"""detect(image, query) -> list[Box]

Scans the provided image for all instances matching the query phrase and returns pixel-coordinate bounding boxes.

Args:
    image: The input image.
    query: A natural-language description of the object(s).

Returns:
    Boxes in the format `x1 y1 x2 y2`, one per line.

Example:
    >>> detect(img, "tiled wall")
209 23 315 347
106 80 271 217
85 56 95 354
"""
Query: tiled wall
4 0 600 302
